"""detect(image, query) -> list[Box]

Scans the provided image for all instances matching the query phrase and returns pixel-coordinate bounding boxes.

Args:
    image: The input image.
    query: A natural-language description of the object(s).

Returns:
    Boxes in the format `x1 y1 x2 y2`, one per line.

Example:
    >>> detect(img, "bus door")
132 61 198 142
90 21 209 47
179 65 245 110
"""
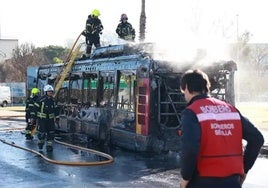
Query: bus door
111 70 136 132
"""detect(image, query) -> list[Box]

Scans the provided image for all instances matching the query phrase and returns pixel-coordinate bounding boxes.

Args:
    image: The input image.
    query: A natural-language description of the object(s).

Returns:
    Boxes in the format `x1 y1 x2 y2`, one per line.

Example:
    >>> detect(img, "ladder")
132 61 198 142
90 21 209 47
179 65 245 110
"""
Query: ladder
53 30 85 98
158 81 186 129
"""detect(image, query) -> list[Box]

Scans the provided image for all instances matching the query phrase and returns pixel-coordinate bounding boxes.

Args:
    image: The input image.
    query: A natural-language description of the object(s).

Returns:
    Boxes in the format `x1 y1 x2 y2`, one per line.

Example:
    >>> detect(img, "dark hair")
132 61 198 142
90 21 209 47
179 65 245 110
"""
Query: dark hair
180 69 210 94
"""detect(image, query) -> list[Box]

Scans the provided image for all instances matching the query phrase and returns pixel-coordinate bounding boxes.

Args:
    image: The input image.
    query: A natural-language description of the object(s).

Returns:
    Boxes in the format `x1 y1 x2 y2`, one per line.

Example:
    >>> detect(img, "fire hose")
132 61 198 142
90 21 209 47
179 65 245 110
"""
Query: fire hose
0 130 114 166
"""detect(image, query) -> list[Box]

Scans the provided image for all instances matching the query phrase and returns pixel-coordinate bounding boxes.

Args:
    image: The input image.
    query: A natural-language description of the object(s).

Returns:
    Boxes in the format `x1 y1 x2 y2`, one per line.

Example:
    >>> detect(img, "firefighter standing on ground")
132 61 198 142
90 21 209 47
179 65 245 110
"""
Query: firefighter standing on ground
116 13 135 41
33 85 59 152
179 69 264 188
83 9 103 55
25 87 40 140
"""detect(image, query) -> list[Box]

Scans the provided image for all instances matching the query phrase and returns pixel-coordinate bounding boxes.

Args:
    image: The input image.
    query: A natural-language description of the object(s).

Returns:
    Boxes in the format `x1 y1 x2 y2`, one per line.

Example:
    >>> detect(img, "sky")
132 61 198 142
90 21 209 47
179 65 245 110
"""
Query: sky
1 0 268 60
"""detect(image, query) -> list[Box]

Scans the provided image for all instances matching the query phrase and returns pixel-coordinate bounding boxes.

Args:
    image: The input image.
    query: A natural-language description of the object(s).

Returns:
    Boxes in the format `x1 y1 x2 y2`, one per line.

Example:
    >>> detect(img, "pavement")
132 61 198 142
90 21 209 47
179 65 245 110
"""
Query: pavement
0 108 25 131
0 108 25 121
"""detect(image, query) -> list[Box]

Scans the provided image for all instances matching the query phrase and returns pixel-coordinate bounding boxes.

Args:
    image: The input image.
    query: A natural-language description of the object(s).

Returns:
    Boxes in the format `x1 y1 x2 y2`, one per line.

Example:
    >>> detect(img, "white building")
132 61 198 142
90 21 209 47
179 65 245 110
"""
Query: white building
0 38 18 62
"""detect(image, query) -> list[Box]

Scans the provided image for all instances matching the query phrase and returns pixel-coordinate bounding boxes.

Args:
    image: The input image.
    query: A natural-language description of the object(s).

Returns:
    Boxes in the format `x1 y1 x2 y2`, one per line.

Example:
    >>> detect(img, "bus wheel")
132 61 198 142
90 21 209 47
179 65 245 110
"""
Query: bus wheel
2 101 8 107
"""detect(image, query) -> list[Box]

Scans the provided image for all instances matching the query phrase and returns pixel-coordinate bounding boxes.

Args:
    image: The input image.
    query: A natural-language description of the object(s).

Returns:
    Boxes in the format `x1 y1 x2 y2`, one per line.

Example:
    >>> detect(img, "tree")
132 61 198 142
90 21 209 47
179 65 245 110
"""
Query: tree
0 63 8 82
42 45 67 64
5 43 46 82
249 44 268 70
0 43 68 82
228 31 252 66
229 31 268 96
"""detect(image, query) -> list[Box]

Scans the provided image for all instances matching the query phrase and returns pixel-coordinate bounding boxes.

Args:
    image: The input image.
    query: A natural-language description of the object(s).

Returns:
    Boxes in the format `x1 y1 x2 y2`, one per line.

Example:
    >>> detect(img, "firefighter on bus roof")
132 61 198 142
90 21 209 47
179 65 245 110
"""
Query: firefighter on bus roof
33 84 59 152
83 9 104 56
25 87 40 140
116 13 135 41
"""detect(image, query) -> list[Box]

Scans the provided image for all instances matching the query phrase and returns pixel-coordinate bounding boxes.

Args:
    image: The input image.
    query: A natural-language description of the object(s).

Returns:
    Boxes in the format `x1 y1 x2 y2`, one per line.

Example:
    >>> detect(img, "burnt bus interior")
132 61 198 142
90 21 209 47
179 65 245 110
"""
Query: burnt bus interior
34 43 237 153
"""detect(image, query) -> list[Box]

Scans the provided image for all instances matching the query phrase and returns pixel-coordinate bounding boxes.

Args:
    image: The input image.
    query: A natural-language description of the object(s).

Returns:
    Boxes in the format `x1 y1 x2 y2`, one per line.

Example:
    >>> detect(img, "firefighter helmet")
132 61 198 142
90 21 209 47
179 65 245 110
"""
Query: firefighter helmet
43 84 54 92
120 13 128 21
92 9 100 17
31 88 39 95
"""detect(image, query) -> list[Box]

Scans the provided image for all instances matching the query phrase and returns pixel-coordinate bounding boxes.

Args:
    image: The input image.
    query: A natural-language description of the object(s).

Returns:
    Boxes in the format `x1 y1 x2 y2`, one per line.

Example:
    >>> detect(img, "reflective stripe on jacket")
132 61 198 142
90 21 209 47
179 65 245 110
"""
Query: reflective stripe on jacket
85 15 103 36
34 95 59 120
187 97 244 177
116 22 135 40
25 95 39 119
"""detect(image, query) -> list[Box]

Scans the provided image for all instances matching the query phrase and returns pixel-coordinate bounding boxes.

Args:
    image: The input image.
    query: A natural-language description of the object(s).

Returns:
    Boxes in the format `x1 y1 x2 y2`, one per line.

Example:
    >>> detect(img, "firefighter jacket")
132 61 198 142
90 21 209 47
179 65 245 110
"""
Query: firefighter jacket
85 15 103 38
187 97 243 177
116 22 135 41
180 94 264 181
34 95 59 120
25 95 39 122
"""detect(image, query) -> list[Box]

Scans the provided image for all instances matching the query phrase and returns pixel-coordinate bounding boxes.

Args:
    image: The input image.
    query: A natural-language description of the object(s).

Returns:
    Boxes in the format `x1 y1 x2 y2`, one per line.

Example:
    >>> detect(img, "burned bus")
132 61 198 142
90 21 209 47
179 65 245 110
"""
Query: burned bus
29 43 237 153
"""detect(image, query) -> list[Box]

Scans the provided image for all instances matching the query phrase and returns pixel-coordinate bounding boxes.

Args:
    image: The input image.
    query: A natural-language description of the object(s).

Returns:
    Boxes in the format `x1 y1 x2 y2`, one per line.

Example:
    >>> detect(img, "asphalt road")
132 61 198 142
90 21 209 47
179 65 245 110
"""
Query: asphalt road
0 120 182 188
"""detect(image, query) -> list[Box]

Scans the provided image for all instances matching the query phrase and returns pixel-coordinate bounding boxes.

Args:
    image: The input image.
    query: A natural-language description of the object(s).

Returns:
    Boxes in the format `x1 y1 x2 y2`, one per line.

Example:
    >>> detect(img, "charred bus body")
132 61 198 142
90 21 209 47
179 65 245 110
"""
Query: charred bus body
32 43 237 153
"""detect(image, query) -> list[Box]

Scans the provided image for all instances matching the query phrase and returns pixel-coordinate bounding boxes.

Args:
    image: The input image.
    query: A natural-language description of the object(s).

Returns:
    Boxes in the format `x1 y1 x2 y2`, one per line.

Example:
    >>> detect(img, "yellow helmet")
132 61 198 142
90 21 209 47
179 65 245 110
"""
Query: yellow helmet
31 87 40 95
92 9 100 17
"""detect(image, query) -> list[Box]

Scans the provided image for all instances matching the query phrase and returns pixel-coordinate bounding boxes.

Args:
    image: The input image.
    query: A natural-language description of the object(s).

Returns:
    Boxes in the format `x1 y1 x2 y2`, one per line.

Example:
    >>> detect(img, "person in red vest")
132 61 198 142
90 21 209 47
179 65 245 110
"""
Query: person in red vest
179 69 264 188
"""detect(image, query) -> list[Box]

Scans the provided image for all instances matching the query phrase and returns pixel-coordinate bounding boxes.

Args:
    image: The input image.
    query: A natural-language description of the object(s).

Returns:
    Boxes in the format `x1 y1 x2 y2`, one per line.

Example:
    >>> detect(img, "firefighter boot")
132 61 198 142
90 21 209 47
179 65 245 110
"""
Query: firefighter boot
46 141 53 152
25 130 33 140
38 141 44 150
37 132 45 150
25 123 34 140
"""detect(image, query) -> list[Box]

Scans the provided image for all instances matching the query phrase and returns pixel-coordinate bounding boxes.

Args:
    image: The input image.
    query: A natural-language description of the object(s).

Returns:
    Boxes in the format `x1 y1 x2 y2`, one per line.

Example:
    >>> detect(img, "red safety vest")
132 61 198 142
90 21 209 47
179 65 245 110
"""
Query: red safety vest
187 97 244 177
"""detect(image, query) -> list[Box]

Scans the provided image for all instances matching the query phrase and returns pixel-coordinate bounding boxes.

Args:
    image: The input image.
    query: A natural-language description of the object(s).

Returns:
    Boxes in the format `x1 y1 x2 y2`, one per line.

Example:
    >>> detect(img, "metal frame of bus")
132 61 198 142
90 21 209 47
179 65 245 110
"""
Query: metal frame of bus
33 43 237 153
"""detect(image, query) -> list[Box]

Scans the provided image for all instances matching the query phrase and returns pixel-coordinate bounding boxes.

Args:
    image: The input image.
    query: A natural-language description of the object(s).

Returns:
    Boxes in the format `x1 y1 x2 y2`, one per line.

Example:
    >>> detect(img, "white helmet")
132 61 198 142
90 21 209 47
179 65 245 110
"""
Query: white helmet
43 84 54 92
